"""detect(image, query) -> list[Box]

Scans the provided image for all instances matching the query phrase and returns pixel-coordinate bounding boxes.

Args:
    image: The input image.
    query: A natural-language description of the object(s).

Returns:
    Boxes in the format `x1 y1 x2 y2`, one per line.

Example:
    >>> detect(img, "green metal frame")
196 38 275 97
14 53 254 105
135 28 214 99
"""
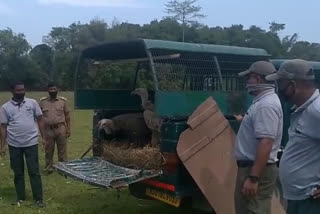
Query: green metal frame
213 56 223 90
74 39 270 114
155 91 252 117
146 49 159 90
75 89 142 110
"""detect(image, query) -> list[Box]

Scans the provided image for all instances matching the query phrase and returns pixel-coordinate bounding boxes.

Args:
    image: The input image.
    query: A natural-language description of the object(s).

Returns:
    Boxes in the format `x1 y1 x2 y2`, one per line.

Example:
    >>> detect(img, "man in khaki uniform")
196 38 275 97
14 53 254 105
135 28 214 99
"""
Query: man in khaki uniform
39 82 71 173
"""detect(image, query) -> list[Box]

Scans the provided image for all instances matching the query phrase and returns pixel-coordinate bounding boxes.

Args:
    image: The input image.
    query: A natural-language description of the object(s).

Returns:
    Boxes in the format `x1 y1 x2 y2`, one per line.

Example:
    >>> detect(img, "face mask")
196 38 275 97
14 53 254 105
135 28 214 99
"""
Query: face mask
49 91 58 98
278 83 295 102
246 83 275 94
13 93 25 101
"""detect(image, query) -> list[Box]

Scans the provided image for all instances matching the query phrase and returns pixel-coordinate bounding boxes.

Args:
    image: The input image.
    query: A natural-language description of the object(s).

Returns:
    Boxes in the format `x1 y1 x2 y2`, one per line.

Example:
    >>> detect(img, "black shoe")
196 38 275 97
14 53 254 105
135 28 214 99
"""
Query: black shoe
11 200 24 207
34 200 45 208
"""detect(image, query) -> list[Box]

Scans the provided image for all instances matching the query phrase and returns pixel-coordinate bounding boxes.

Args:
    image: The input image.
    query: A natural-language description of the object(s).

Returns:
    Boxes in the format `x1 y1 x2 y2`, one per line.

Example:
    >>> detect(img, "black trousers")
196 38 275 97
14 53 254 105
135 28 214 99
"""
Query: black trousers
287 198 320 214
8 144 43 201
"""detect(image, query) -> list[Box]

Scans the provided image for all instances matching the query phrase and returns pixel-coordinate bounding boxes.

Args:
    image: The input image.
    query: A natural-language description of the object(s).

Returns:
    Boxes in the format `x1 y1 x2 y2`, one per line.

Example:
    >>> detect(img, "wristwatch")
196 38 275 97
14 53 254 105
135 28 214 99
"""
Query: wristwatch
248 175 259 183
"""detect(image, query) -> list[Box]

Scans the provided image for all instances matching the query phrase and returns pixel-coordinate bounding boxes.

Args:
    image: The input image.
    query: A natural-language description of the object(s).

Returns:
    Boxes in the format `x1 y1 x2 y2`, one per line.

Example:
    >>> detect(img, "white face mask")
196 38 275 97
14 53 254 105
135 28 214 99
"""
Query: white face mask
246 83 275 94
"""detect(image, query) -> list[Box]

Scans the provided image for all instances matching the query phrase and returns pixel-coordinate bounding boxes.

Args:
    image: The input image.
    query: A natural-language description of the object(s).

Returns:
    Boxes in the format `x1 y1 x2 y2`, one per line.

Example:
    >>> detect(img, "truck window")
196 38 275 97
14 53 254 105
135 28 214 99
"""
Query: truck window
149 49 249 92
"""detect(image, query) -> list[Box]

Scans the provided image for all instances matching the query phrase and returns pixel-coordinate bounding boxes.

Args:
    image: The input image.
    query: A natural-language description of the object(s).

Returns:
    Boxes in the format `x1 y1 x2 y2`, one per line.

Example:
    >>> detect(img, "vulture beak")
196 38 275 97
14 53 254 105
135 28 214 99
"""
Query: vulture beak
98 119 112 129
98 119 114 135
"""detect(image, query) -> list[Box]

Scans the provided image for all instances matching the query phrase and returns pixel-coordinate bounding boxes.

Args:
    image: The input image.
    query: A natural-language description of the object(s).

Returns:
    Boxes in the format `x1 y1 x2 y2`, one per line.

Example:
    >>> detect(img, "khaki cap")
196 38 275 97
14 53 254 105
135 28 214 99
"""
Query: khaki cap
238 61 276 77
266 59 315 81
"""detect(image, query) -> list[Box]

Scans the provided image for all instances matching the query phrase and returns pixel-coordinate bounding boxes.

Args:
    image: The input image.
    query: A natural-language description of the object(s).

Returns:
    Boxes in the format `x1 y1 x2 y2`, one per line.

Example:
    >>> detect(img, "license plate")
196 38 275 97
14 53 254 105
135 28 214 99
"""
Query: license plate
146 188 181 207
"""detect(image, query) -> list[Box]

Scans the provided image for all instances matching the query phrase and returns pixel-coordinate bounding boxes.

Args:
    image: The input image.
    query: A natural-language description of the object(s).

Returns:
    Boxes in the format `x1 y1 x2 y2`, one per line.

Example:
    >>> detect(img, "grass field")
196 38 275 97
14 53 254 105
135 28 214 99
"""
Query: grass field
0 92 198 214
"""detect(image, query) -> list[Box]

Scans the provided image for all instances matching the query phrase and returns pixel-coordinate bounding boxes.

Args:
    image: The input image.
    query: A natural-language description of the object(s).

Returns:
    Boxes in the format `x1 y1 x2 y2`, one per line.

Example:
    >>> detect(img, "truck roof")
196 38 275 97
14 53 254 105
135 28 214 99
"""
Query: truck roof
82 39 270 61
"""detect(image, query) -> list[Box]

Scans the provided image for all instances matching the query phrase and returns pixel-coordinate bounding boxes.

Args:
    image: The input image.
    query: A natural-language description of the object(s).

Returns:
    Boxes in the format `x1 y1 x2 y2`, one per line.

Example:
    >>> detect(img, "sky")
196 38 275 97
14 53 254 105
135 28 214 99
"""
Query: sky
1 0 319 46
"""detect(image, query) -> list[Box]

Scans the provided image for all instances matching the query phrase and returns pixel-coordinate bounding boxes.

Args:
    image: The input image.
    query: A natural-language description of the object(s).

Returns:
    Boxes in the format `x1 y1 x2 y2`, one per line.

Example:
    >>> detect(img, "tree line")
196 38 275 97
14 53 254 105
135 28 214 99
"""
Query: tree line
1 17 319 90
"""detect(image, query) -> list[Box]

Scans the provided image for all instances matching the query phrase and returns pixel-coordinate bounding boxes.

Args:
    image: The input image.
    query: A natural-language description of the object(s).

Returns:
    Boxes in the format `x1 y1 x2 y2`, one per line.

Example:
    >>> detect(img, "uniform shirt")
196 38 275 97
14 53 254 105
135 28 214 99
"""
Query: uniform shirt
279 89 320 200
1 98 42 147
234 89 283 163
39 96 69 125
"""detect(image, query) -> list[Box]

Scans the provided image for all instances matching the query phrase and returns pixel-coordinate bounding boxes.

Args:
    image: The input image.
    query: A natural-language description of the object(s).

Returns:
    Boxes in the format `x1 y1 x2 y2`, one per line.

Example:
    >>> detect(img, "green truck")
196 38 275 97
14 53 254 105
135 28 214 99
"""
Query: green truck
54 39 320 213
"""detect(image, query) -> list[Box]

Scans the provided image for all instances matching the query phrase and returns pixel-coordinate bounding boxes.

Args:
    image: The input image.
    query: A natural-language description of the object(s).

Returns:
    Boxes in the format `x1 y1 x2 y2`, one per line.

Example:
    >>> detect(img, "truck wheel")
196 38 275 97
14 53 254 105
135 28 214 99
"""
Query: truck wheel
128 183 151 200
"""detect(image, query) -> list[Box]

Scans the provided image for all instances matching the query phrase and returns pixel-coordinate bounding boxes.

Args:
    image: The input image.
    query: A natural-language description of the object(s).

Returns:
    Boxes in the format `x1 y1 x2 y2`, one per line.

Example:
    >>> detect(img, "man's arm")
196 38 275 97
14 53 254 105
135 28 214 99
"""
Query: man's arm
251 138 274 177
242 138 274 197
64 101 71 138
33 100 45 140
36 115 47 151
0 124 7 157
65 111 71 138
252 106 280 176
242 106 280 197
0 107 9 157
37 115 45 140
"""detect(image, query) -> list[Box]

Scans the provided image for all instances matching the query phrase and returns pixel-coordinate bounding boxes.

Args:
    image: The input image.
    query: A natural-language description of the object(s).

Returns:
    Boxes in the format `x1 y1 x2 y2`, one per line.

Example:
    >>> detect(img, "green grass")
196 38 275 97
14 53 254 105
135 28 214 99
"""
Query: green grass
0 92 199 214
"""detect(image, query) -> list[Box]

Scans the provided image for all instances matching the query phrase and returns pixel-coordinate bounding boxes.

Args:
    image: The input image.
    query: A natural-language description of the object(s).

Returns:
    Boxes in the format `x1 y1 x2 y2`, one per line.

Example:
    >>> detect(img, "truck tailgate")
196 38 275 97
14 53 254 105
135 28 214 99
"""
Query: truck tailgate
54 157 162 188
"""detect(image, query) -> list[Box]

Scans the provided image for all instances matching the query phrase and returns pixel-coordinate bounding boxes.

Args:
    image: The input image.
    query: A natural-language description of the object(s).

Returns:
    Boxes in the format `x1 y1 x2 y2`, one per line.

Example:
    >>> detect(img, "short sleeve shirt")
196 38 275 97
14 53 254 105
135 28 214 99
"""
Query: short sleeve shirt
234 89 283 163
1 98 42 147
39 97 69 125
279 89 320 200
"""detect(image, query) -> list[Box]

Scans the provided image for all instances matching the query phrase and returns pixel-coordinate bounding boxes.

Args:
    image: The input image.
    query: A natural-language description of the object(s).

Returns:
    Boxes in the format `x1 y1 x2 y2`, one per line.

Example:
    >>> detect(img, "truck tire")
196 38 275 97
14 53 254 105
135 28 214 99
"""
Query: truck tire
128 183 151 200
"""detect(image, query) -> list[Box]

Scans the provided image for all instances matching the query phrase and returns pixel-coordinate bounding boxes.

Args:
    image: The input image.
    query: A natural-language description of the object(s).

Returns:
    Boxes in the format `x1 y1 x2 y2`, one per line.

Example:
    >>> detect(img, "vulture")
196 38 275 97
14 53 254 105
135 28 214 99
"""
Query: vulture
97 113 151 147
131 88 163 146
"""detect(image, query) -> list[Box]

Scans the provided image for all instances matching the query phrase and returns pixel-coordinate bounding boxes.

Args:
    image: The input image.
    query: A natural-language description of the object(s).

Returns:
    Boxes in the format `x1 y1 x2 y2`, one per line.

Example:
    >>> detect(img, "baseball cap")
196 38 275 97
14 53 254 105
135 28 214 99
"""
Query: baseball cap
238 61 276 77
266 59 315 81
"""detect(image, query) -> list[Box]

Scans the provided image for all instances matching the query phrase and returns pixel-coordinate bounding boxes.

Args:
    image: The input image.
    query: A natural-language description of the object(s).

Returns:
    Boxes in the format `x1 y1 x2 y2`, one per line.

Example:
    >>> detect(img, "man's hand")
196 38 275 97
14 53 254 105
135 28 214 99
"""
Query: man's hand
312 187 320 199
242 178 258 198
234 114 244 122
66 128 71 138
0 145 7 157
